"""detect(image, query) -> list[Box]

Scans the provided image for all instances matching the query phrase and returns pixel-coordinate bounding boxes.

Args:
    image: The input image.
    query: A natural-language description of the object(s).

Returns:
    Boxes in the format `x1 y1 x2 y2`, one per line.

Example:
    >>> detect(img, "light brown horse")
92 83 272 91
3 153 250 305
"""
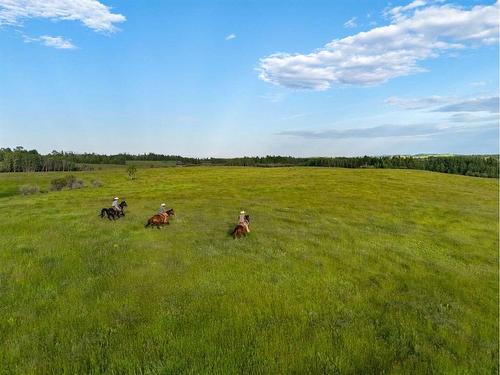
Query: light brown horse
145 208 175 229
231 215 250 238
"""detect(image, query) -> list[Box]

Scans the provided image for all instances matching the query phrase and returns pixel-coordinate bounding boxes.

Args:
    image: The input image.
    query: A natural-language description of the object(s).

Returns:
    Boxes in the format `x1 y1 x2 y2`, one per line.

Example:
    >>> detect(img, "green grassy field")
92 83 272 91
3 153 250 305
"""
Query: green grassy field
0 167 498 374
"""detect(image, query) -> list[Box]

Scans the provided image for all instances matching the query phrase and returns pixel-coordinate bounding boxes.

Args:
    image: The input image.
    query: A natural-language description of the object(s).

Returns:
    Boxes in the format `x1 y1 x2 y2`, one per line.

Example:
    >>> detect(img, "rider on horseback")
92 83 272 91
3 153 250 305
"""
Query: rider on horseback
158 203 166 214
112 197 122 215
239 210 250 233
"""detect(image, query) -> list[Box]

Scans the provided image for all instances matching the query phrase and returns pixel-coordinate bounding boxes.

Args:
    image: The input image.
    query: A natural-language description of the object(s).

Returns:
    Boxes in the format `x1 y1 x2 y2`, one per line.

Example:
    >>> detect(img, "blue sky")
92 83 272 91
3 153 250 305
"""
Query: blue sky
0 0 498 156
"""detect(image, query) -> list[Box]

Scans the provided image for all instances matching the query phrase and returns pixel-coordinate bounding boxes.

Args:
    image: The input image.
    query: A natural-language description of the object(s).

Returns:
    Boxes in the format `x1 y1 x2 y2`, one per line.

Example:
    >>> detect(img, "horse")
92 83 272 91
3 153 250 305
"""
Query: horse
145 208 175 229
100 201 128 220
231 215 250 238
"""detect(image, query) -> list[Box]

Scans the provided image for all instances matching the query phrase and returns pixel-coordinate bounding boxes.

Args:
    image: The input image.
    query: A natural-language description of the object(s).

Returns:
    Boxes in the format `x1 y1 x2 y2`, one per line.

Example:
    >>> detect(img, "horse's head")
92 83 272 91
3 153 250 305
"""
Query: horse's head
120 201 128 208
167 208 175 216
244 215 250 222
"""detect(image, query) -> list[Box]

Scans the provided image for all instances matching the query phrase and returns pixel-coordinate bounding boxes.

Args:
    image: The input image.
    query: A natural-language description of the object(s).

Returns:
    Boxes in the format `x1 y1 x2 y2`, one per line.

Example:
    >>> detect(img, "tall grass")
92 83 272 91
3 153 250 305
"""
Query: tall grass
0 167 498 373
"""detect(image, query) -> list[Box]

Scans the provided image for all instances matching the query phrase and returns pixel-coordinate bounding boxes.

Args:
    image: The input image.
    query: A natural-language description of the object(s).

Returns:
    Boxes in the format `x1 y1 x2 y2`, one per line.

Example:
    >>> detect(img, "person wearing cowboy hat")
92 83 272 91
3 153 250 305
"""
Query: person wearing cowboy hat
111 197 122 214
238 210 250 233
158 203 166 214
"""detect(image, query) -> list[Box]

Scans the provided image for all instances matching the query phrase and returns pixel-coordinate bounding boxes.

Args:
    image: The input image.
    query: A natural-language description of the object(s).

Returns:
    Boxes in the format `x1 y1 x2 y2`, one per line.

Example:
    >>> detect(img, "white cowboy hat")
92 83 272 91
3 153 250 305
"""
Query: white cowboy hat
161 203 166 206
114 197 119 200
240 210 245 214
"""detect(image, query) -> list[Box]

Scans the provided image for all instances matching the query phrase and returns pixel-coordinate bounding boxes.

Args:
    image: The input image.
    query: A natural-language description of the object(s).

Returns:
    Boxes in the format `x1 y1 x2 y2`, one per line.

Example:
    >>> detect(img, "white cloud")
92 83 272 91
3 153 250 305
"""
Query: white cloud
258 1 499 90
0 0 125 32
344 17 357 28
39 35 75 49
225 33 236 41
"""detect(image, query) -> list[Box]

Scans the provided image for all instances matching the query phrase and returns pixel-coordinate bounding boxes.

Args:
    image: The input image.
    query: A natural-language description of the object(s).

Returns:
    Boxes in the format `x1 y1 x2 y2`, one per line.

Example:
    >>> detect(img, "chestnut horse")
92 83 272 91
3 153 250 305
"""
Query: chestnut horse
145 208 175 229
231 215 250 238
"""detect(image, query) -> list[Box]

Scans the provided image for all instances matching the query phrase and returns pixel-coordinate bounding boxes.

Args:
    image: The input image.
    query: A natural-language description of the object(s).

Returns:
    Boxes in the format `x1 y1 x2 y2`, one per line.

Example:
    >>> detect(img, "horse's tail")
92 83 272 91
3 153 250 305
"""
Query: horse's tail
231 225 240 237
100 208 107 217
145 218 151 227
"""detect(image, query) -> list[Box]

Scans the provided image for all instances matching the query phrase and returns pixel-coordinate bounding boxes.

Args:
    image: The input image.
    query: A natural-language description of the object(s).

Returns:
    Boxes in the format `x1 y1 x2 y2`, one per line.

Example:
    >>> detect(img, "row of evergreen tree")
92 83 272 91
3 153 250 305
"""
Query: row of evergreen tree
0 147 498 178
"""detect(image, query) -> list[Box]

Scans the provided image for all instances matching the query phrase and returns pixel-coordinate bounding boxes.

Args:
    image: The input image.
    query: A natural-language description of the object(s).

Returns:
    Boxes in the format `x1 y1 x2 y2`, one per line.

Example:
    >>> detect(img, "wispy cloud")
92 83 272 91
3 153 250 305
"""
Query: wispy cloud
449 113 499 123
343 17 357 28
384 0 427 20
258 1 499 90
385 96 452 110
259 92 286 103
0 0 125 33
22 33 75 49
39 35 75 49
434 96 499 113
282 113 310 120
276 122 497 139
225 33 236 41
386 95 499 113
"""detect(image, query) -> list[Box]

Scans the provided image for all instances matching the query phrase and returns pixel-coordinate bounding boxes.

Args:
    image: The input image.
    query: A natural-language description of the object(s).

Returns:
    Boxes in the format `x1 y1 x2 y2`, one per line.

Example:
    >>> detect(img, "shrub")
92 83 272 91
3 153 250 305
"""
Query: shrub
69 180 85 189
64 175 76 186
50 175 78 191
127 165 137 180
50 178 67 191
91 180 103 188
19 184 40 195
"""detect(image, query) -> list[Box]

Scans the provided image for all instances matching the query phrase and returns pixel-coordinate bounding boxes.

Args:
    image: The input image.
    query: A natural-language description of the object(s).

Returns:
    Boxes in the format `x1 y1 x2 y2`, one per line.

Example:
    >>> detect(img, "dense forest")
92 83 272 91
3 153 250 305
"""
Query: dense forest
0 147 498 178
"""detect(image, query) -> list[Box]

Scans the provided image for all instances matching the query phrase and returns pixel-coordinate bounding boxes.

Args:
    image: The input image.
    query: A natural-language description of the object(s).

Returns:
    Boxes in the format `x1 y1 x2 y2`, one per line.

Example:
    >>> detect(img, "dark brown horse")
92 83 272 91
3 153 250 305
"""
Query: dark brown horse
145 208 175 229
231 215 250 238
100 201 128 220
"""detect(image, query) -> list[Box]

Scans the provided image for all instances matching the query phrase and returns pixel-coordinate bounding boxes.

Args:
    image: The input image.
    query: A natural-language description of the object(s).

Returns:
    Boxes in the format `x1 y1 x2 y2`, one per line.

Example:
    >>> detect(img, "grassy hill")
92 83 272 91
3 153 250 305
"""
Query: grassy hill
0 167 498 373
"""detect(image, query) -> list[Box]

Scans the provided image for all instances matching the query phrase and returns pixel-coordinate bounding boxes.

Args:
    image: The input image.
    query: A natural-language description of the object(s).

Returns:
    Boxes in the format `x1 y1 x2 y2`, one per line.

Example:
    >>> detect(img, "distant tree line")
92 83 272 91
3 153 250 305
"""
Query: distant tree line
0 147 79 172
216 155 499 177
58 152 203 166
1 147 498 178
